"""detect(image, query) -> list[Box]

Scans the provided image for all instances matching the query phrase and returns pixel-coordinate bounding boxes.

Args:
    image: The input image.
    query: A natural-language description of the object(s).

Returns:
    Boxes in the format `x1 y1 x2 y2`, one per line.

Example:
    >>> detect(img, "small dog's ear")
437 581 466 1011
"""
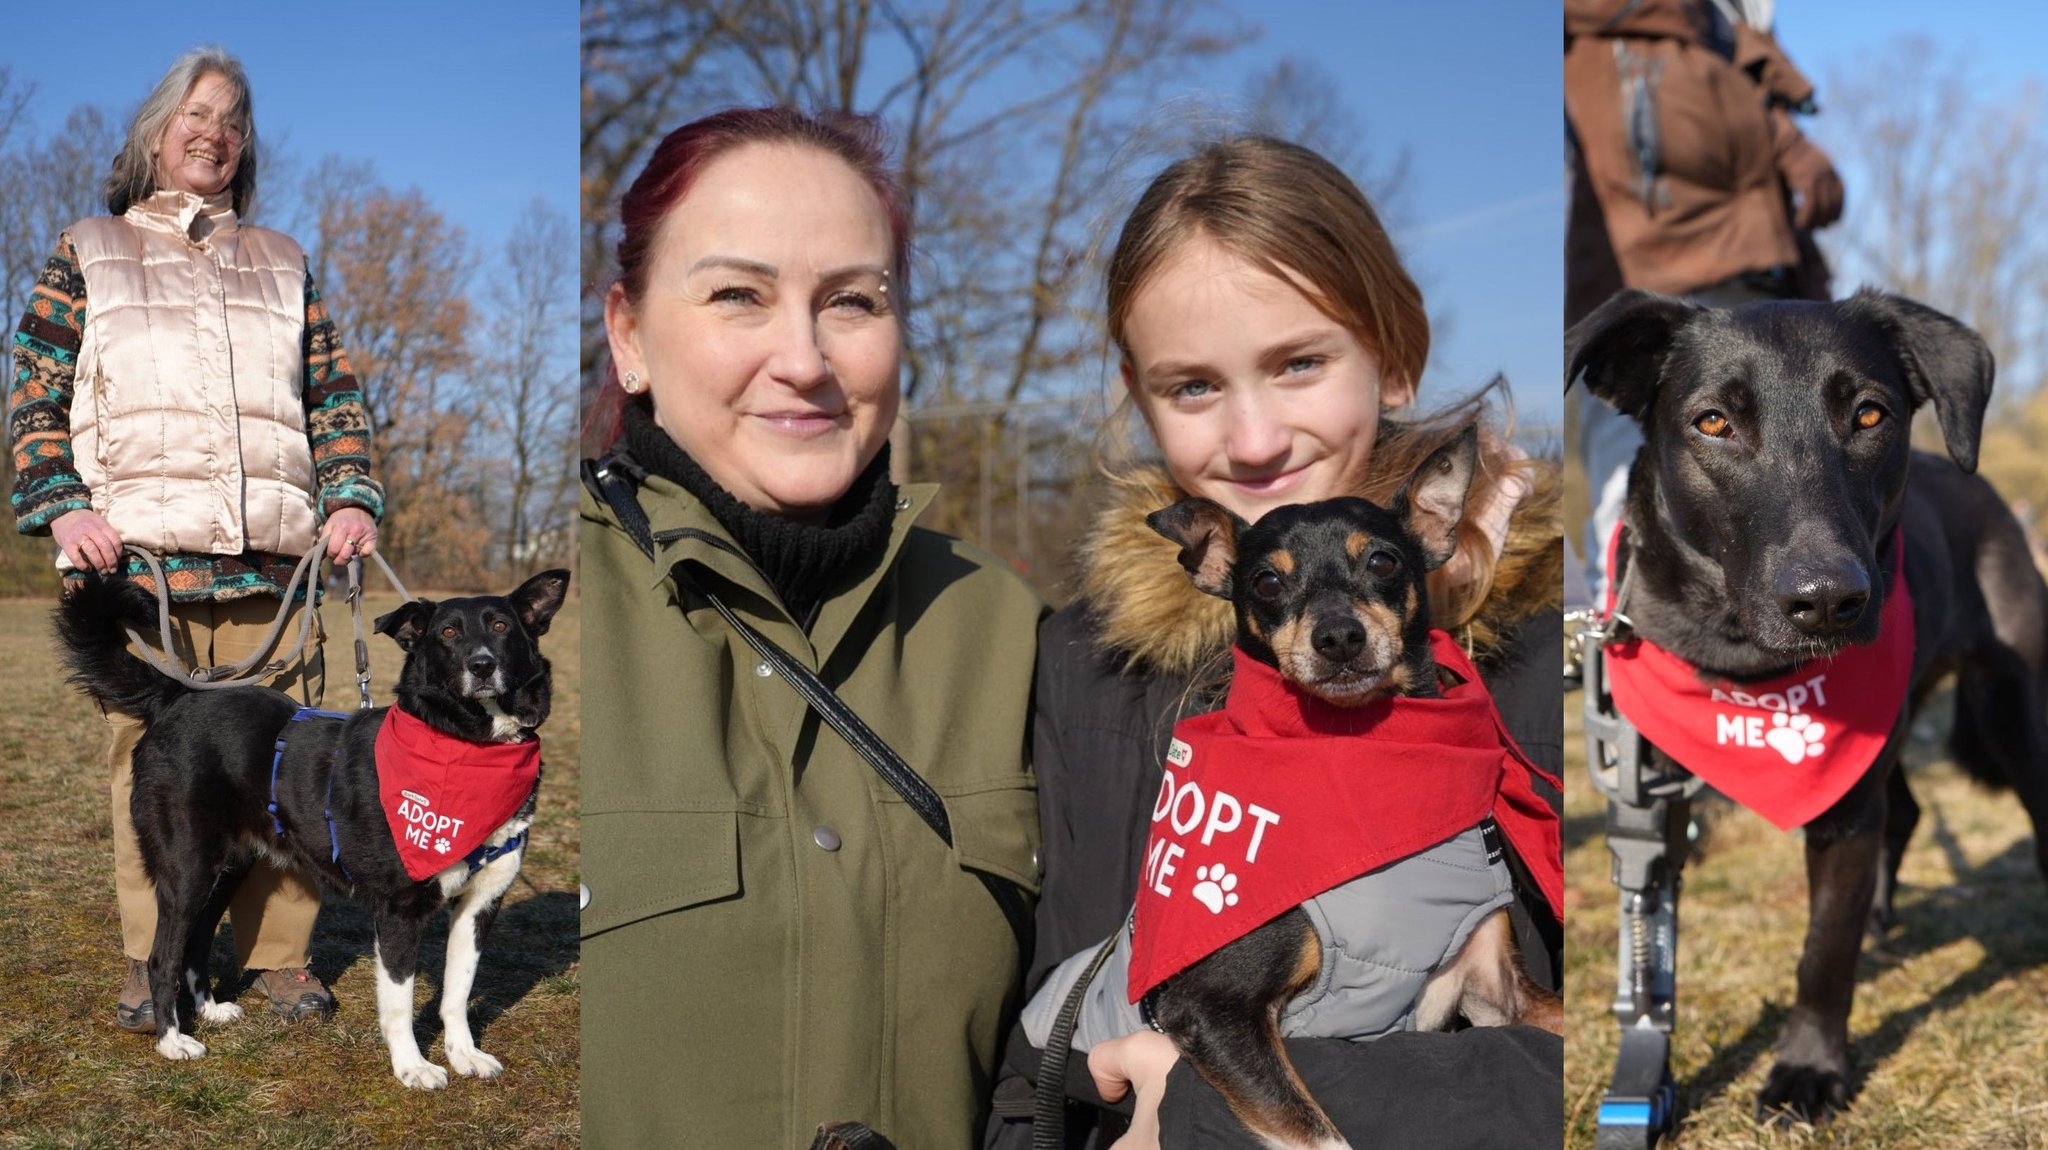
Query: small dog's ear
374 599 434 652
1565 289 1701 420
1146 499 1245 599
1396 426 1479 572
511 569 572 636
1842 290 1994 473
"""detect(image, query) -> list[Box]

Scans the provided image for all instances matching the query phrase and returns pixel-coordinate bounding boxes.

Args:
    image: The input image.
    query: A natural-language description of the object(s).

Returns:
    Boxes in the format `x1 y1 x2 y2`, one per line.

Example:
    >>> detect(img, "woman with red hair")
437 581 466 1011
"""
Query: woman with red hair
577 107 1044 1147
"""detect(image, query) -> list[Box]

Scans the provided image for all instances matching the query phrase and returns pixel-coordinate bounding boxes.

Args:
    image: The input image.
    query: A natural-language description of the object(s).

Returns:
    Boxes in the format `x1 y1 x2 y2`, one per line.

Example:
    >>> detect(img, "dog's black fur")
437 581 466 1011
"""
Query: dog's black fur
1144 429 1560 1150
55 568 570 1088
1569 288 2048 1123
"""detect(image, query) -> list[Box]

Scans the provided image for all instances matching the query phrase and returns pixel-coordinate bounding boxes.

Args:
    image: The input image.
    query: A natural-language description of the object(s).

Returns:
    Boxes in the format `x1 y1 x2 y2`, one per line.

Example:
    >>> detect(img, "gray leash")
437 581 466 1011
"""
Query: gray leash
118 542 414 708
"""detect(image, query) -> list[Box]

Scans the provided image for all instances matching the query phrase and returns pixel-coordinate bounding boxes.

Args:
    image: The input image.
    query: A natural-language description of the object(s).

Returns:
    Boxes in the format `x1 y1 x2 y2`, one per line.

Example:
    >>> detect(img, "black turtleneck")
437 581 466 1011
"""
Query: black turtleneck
621 401 898 627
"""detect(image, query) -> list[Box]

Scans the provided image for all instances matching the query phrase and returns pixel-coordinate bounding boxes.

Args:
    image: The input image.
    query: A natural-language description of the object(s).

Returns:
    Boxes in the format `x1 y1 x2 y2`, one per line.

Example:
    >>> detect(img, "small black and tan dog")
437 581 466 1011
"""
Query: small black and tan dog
1143 428 1558 1150
56 568 569 1089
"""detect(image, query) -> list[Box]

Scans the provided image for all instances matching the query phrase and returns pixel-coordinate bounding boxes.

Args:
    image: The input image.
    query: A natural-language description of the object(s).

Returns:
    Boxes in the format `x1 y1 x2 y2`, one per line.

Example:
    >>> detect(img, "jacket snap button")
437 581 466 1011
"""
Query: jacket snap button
894 497 911 511
579 883 590 910
754 661 773 678
813 826 841 851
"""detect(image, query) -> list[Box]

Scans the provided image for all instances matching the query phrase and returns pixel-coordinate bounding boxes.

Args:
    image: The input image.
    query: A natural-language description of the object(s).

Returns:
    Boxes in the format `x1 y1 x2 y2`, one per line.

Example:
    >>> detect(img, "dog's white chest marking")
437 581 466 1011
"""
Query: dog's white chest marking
480 697 525 742
433 812 531 900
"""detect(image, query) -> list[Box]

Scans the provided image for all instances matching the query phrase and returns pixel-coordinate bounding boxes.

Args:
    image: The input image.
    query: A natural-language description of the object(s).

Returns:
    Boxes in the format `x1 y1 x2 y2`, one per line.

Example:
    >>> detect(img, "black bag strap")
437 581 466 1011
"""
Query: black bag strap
1032 915 1130 1150
584 456 1034 960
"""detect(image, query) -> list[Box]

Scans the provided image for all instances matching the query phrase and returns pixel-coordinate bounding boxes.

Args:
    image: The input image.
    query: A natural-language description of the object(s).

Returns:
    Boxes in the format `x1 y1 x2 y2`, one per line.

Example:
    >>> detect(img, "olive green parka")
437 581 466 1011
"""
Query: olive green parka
579 468 1045 1149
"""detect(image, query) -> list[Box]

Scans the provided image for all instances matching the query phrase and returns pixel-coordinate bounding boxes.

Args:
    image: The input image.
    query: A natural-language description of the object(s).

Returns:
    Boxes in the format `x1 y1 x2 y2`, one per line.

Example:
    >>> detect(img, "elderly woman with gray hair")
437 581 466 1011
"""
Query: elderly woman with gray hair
9 46 382 1033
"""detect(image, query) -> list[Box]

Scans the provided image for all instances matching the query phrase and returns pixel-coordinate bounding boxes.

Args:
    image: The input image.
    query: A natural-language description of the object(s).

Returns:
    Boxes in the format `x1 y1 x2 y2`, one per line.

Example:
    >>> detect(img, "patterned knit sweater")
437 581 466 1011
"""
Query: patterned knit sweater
10 231 383 600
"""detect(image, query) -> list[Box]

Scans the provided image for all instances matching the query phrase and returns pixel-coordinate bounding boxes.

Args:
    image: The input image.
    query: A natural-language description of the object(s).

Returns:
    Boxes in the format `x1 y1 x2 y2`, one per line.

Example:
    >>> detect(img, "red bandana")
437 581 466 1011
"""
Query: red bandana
376 706 542 882
1126 634 1564 1002
1602 528 1914 830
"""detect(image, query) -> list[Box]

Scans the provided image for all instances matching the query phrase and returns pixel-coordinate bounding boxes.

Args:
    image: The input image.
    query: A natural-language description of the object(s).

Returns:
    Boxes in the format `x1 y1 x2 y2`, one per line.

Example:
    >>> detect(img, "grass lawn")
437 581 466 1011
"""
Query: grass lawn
0 586 580 1149
1564 685 2048 1148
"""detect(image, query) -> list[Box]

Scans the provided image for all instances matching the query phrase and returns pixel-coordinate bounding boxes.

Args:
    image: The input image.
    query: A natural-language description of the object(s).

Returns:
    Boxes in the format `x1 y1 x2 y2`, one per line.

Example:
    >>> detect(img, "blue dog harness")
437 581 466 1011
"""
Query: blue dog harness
269 707 355 878
270 708 532 882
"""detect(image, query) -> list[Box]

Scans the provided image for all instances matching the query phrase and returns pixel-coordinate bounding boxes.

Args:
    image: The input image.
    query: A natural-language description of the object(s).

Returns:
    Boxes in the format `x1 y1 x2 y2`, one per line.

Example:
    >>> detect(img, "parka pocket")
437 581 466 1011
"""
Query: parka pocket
580 809 739 938
936 780 1042 896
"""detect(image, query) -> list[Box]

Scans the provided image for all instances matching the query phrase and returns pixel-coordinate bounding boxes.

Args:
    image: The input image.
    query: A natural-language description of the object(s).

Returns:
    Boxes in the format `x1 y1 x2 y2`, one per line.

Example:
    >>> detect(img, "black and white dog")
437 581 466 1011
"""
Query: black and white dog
56 568 569 1089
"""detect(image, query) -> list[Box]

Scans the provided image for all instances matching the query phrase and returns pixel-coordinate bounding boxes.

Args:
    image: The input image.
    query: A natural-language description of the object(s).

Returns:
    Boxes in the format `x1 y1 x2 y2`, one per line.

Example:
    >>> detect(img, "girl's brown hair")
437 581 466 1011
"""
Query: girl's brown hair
1104 135 1556 630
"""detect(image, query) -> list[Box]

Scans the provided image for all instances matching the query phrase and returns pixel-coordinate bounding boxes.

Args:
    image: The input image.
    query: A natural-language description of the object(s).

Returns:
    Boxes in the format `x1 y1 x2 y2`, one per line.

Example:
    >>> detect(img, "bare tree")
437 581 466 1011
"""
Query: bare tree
1 104 120 330
1820 40 2048 532
0 88 123 595
581 0 1245 410
1820 40 2048 397
306 165 485 581
482 199 579 573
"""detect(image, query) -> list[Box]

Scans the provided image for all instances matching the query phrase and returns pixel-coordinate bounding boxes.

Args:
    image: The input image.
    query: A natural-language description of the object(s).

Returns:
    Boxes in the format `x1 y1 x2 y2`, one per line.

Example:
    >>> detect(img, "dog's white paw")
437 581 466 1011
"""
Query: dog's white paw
446 1044 504 1079
156 1030 207 1060
197 999 243 1024
392 1058 450 1090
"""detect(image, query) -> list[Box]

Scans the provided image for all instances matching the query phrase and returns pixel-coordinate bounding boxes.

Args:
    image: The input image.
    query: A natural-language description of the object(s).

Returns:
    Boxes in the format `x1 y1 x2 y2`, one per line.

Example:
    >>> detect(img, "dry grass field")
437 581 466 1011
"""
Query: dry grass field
1563 687 2048 1149
0 587 580 1149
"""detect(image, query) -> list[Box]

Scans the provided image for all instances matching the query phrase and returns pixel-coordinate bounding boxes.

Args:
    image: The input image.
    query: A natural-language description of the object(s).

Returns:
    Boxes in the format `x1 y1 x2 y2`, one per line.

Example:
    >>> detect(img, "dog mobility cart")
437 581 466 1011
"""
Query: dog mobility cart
1569 596 1699 1150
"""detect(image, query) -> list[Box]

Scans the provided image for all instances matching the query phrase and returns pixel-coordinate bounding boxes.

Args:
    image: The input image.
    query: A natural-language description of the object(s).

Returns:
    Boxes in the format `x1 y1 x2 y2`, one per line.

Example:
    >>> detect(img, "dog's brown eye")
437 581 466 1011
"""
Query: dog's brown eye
492 619 509 633
1693 411 1731 438
440 625 457 639
1855 402 1885 430
1251 570 1285 604
1365 551 1399 577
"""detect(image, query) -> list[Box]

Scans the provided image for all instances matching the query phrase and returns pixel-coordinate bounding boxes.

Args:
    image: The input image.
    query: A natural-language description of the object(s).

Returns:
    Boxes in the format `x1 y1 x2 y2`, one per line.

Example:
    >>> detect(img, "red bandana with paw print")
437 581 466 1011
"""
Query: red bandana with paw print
376 706 541 881
1125 633 1563 1002
1601 527 1915 830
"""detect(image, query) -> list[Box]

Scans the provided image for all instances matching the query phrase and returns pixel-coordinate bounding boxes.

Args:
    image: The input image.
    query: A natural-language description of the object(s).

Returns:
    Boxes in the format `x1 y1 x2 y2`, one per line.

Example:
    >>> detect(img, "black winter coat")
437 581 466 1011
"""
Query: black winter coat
986 465 1564 1149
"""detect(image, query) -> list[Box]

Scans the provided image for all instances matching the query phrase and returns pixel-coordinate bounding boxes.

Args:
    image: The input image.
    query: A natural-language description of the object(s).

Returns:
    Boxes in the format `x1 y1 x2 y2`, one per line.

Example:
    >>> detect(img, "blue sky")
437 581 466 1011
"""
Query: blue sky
2 1 578 286
8 2 1556 430
1162 2 1565 432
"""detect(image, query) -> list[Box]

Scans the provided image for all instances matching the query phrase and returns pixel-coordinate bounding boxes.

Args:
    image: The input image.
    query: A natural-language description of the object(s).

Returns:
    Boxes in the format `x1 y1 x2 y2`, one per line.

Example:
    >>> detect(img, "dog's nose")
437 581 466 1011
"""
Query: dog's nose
1312 617 1367 665
467 654 498 679
1775 562 1871 635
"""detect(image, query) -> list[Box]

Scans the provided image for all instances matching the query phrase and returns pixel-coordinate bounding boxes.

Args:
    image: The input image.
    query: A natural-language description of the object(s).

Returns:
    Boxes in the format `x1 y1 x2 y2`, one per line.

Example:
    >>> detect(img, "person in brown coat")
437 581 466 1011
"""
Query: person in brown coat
1566 0 1843 595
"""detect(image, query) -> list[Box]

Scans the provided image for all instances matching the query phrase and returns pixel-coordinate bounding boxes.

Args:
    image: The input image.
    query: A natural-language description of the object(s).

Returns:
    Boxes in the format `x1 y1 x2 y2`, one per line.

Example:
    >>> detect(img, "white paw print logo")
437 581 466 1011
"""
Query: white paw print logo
434 837 453 855
1191 864 1241 915
1764 712 1827 764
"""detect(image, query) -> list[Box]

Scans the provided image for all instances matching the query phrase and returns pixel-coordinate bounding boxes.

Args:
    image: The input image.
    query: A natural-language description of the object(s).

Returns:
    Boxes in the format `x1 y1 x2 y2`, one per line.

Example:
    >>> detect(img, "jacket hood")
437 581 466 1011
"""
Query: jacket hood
1075 462 1562 677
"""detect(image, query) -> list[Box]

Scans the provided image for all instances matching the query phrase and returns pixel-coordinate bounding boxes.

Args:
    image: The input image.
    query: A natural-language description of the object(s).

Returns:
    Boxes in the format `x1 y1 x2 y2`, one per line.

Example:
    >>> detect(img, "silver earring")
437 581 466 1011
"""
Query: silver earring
622 370 641 394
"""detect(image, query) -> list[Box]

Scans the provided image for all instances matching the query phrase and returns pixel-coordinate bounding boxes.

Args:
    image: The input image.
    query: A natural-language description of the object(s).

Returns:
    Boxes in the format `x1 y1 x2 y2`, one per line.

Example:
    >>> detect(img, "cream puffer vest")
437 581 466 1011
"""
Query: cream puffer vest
66 190 317 564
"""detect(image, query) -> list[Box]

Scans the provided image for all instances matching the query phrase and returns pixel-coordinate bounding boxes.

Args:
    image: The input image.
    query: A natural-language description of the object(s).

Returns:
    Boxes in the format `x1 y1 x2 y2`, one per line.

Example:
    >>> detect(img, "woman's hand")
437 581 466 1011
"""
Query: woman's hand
322 507 378 563
51 509 123 573
1089 1031 1182 1150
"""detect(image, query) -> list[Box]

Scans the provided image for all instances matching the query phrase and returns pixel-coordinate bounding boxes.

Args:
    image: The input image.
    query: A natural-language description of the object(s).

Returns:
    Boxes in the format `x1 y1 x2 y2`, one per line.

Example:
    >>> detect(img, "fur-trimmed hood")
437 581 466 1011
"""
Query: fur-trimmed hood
1074 461 1563 678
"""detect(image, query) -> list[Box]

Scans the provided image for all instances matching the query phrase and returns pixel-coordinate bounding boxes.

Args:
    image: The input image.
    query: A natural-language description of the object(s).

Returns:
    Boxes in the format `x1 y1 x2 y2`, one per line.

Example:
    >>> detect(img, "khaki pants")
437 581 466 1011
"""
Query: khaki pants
109 596 327 968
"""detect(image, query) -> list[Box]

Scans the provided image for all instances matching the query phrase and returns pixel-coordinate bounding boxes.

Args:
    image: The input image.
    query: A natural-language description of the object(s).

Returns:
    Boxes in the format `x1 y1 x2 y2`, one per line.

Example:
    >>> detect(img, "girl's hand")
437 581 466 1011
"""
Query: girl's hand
52 508 123 573
1089 1030 1181 1150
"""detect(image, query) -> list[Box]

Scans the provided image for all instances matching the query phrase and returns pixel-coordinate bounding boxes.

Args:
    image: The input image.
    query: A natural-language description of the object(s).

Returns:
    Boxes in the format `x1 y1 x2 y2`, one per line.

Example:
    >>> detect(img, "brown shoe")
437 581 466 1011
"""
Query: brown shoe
116 957 155 1033
253 966 335 1021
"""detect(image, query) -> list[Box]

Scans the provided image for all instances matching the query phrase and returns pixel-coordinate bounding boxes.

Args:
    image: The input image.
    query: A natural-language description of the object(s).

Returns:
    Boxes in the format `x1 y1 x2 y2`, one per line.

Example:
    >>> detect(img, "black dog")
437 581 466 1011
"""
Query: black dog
1141 429 1560 1150
1569 288 2048 1122
56 569 570 1089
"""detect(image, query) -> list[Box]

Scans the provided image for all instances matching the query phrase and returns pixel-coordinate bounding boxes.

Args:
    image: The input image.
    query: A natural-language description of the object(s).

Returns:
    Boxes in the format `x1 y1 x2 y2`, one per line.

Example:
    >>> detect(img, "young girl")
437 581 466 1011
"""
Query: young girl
989 135 1563 1149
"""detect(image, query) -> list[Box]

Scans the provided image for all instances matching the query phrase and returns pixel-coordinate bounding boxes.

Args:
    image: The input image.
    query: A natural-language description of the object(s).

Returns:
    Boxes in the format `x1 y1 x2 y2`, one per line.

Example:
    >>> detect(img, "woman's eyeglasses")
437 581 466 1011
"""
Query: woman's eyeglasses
178 104 246 145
